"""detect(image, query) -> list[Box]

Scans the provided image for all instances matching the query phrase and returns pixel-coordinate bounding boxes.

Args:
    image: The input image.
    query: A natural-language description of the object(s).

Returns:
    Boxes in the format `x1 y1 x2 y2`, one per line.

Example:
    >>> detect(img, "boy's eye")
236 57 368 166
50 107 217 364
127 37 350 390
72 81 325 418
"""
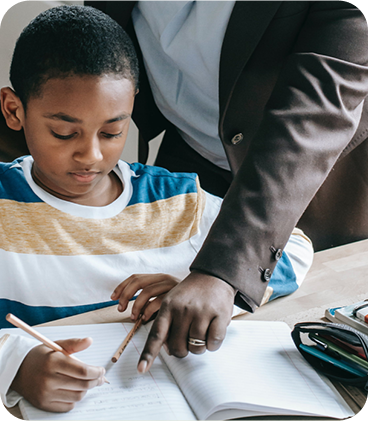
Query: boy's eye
51 131 76 140
102 131 123 139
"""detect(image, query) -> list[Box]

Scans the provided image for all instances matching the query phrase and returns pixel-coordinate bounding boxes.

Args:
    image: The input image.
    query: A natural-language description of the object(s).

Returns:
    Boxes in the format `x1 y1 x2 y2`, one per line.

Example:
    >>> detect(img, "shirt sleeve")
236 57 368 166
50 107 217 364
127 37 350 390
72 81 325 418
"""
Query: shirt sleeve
0 333 39 408
231 228 313 317
261 228 314 304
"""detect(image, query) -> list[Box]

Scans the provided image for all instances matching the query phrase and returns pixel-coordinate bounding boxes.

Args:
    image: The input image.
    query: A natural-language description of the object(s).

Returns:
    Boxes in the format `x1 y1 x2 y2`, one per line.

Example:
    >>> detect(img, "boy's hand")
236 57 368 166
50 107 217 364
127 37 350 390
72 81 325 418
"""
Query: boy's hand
111 273 180 322
137 271 235 373
11 337 106 413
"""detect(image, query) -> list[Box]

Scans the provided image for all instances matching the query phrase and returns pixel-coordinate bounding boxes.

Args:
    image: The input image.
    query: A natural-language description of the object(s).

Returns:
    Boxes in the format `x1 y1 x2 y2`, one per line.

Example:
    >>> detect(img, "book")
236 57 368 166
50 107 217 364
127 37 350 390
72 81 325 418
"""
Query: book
325 301 368 335
1 321 354 420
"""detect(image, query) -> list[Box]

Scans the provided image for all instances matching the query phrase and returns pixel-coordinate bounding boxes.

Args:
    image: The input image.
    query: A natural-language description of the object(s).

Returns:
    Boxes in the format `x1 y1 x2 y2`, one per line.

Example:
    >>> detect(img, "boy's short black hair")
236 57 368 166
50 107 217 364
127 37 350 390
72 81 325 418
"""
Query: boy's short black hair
10 5 139 107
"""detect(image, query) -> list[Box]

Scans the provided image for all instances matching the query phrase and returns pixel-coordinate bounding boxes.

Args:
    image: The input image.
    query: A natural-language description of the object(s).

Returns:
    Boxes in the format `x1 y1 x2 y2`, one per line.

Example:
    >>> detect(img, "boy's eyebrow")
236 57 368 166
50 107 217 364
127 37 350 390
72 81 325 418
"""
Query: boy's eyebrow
104 114 131 124
42 113 131 123
43 113 83 123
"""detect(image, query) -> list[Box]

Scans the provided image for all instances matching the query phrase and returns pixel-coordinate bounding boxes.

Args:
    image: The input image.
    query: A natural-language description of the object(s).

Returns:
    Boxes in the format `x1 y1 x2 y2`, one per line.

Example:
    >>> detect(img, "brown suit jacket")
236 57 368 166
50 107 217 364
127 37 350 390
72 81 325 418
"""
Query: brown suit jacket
2 1 368 311
86 1 368 311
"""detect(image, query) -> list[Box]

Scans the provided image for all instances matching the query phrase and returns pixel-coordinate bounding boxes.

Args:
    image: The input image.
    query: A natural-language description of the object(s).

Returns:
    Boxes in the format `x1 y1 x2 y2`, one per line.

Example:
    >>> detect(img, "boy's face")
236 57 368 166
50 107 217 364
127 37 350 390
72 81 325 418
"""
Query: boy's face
17 75 135 205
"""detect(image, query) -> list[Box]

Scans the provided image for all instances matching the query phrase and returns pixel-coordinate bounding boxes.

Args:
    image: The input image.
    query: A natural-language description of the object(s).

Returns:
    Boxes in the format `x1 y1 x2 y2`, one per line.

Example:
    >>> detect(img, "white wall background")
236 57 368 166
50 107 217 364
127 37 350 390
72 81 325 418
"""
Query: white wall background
0 0 162 164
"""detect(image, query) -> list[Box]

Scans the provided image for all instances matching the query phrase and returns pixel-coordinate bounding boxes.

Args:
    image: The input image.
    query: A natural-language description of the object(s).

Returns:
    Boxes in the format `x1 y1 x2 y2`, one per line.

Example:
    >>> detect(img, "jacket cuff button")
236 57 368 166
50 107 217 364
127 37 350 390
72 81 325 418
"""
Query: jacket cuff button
263 268 272 282
275 249 283 261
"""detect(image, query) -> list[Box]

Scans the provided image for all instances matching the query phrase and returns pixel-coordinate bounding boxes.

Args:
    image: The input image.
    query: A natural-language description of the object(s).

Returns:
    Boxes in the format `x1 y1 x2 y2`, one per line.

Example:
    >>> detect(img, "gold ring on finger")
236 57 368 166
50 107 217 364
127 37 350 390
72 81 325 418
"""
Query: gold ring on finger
188 337 206 346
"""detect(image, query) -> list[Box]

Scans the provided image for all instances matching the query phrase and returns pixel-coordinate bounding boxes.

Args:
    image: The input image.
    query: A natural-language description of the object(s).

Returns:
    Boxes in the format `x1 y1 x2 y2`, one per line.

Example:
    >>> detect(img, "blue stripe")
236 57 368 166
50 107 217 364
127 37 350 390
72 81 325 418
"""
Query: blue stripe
269 251 298 301
0 298 120 329
0 159 199 205
0 156 43 203
127 162 198 206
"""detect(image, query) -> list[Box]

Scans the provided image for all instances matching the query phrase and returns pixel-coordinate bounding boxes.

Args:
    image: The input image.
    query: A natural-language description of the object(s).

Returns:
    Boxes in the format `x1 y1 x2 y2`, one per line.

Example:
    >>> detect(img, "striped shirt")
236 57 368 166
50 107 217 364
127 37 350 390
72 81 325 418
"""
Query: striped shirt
0 156 313 406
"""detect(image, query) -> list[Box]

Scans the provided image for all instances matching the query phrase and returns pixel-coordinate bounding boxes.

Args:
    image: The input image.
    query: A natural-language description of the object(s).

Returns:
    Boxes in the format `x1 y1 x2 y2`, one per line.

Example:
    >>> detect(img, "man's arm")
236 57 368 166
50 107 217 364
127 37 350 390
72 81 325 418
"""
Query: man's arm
192 1 368 311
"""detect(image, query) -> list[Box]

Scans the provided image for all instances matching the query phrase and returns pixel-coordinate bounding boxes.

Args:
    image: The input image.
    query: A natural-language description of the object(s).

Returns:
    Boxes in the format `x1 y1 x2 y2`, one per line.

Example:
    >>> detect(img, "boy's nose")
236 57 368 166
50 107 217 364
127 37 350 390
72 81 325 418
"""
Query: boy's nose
74 136 103 165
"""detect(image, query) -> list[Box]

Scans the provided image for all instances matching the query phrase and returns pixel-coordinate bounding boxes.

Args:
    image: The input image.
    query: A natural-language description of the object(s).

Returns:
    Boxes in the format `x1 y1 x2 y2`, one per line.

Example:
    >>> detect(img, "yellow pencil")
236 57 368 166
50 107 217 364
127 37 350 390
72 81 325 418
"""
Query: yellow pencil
6 313 109 383
111 314 144 363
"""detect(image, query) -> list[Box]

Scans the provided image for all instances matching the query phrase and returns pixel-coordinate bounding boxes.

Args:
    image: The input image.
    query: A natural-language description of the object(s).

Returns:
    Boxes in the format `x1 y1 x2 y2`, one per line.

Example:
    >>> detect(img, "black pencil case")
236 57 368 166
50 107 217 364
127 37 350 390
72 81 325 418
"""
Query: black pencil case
291 322 368 390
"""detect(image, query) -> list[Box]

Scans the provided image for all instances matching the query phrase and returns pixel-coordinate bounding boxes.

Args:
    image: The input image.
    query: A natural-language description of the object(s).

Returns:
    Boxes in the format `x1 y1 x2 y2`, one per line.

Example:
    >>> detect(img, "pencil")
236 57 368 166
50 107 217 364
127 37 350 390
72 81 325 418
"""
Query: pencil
111 313 144 363
6 313 109 383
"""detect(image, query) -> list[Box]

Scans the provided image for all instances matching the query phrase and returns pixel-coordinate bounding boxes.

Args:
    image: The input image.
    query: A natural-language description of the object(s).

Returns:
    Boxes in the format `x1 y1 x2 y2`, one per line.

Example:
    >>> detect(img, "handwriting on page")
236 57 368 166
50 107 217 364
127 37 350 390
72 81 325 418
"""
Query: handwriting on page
19 323 196 421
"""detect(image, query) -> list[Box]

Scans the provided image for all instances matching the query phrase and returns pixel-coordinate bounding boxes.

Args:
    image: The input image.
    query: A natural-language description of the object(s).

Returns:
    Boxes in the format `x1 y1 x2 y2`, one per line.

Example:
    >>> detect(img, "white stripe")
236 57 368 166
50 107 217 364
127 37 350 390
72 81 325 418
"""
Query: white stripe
20 157 134 219
0 242 197 307
284 233 314 286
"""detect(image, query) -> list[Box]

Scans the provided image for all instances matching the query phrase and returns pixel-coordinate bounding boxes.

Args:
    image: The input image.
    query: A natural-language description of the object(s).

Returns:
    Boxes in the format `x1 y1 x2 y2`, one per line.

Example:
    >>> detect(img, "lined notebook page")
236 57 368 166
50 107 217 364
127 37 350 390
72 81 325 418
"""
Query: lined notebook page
8 323 196 420
160 321 354 420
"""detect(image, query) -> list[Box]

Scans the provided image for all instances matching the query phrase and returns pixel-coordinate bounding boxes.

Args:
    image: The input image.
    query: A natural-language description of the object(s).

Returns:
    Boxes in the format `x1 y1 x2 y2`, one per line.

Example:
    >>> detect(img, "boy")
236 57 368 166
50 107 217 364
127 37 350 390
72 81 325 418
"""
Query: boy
0 5 313 413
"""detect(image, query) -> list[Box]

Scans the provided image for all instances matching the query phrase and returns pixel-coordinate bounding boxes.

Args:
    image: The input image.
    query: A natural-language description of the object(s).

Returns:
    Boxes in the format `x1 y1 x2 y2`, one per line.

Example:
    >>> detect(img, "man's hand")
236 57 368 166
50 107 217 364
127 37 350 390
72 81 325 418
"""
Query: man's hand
11 338 106 412
137 271 236 373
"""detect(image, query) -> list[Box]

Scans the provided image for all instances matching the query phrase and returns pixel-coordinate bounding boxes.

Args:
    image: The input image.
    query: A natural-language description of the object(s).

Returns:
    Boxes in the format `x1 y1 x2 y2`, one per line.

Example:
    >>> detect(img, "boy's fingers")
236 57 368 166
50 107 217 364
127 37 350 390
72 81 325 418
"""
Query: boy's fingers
51 387 88 403
111 277 130 300
111 275 144 303
131 296 149 320
39 401 75 413
129 284 158 315
53 340 105 381
114 284 137 311
56 337 93 354
118 274 179 314
142 296 164 321
113 274 179 298
55 373 105 391
115 275 149 311
131 283 171 319
57 358 106 381
138 311 171 373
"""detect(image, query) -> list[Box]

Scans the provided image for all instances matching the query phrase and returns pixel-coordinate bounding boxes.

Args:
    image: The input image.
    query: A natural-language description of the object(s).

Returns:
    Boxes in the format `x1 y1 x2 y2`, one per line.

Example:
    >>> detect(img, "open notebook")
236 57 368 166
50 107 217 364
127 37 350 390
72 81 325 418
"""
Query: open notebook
1 321 353 420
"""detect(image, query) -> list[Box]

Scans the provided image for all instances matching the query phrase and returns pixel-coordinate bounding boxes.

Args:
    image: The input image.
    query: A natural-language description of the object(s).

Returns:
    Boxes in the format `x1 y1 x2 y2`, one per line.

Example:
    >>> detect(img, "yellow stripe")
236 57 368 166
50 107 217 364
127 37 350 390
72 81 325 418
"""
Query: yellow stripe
0 185 206 256
292 227 312 244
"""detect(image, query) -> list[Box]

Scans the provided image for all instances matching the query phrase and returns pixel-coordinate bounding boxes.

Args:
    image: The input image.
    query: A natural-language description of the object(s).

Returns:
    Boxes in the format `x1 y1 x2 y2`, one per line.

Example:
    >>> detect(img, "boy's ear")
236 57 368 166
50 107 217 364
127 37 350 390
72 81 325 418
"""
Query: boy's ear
0 87 25 131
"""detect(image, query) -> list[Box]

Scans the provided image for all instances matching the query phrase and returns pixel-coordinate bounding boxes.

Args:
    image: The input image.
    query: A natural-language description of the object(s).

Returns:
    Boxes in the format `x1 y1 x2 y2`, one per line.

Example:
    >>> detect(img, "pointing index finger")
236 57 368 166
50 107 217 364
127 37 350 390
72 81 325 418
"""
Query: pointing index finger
138 311 171 373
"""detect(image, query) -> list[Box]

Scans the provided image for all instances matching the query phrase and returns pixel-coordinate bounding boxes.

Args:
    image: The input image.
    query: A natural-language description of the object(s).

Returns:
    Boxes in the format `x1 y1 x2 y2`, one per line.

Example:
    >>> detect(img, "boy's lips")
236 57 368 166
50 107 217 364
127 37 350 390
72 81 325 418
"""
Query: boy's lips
70 171 100 183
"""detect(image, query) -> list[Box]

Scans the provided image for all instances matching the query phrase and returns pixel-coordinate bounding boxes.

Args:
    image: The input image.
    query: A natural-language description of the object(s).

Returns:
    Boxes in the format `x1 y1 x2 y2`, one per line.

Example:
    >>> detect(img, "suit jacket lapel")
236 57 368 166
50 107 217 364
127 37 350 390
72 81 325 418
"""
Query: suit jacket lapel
219 1 282 119
106 0 137 29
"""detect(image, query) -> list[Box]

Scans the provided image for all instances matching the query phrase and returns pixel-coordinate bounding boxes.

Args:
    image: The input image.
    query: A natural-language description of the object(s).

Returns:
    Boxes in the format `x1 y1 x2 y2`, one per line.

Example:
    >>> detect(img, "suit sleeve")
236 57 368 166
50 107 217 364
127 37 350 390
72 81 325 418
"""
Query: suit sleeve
191 1 368 311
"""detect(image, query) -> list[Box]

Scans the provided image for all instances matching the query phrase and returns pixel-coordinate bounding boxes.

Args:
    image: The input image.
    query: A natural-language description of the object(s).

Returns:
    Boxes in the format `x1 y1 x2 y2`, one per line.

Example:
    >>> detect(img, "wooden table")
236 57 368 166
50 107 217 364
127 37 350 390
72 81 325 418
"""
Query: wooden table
5 239 368 419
